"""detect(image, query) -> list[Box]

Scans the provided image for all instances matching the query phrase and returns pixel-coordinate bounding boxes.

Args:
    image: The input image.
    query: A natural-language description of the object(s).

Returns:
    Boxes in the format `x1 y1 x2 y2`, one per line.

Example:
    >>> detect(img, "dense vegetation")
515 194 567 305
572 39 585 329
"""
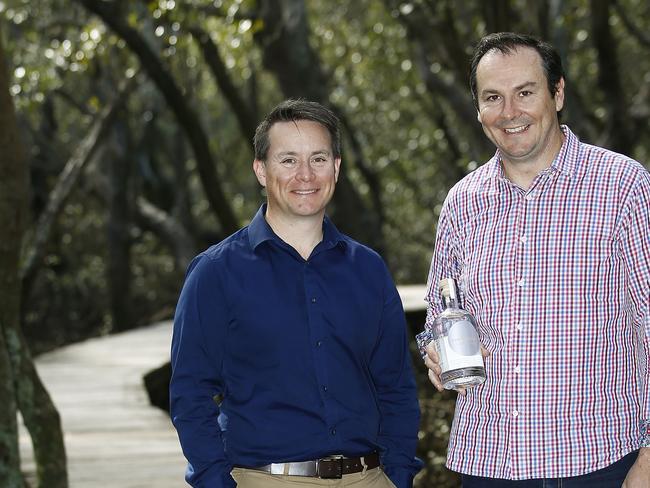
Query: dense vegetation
2 0 649 486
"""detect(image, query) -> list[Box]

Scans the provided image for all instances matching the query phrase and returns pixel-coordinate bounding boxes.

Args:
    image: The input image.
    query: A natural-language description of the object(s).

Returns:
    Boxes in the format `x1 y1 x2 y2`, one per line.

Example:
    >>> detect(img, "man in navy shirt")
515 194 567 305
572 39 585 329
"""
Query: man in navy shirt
170 99 422 488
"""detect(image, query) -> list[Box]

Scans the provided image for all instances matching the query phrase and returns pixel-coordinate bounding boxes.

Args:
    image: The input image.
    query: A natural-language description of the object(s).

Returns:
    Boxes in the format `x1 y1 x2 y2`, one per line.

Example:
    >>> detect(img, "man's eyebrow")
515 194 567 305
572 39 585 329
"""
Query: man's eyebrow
274 150 331 157
480 81 538 96
480 88 500 96
514 81 538 91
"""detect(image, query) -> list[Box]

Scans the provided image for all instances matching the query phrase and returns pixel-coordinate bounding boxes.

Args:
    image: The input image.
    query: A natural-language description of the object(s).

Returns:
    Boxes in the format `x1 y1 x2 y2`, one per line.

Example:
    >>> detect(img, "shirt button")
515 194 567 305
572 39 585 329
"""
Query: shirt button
525 193 534 201
514 365 521 374
516 322 523 330
512 410 519 418
519 235 527 243
330 428 336 435
316 341 322 348
517 279 525 287
322 385 328 392
311 297 317 303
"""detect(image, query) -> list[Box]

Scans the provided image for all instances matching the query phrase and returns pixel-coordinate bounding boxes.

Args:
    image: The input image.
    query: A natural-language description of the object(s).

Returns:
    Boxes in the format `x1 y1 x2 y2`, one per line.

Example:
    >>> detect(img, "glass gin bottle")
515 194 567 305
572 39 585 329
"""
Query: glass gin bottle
416 278 486 390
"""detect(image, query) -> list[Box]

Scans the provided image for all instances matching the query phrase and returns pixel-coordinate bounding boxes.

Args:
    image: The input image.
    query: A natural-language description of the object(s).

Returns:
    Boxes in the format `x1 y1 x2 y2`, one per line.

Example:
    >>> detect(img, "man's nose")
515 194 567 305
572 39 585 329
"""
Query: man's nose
295 160 315 180
501 96 519 120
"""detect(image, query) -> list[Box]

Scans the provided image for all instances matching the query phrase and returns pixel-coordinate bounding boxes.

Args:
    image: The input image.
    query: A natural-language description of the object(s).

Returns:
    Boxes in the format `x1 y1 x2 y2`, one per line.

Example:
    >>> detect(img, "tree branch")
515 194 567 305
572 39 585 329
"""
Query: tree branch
384 0 493 160
336 109 385 227
612 0 650 48
411 42 492 160
0 23 27 487
76 0 239 234
134 196 198 269
190 27 257 144
20 77 136 292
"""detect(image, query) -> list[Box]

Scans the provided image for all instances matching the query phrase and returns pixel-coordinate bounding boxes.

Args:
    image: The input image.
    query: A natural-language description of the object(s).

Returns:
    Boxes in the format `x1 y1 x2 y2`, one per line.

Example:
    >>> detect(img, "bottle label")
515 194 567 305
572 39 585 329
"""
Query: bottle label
447 320 480 355
436 324 483 372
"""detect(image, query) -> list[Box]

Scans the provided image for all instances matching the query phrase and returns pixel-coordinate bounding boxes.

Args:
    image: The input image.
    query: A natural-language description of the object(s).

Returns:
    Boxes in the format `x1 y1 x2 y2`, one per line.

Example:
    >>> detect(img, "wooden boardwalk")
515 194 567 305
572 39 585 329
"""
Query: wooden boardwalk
19 321 187 487
397 284 429 313
19 285 427 487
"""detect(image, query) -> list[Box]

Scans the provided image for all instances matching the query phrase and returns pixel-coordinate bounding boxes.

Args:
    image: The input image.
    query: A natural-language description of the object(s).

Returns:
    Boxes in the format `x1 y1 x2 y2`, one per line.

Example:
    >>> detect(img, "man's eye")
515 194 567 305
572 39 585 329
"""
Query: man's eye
485 95 500 102
281 158 296 165
520 90 532 97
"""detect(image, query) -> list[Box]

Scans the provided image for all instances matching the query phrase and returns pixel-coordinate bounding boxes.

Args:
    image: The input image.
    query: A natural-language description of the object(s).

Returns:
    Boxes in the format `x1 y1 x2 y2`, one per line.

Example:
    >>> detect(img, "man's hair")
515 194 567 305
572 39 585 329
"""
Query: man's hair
253 99 341 161
469 32 565 109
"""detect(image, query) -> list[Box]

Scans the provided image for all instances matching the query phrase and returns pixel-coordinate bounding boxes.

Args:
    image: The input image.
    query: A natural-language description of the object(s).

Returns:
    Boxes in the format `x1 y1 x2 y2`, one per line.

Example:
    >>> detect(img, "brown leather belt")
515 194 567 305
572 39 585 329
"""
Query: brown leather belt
238 452 380 479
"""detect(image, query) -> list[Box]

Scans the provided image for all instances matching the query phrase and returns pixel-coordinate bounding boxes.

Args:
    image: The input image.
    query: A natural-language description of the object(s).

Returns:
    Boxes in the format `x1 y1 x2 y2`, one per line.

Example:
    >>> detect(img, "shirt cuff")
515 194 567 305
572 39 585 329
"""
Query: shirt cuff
185 462 237 488
383 465 417 488
640 419 650 448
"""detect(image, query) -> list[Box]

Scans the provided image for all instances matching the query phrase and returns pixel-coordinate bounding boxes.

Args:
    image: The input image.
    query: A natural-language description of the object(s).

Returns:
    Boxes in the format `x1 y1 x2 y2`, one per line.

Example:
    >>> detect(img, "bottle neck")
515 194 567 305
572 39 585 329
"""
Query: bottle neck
443 295 460 309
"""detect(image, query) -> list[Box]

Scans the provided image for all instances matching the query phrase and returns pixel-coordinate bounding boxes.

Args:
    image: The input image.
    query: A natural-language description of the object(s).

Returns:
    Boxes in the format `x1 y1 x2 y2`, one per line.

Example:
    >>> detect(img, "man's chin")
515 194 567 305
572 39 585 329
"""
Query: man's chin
498 144 536 162
289 206 328 219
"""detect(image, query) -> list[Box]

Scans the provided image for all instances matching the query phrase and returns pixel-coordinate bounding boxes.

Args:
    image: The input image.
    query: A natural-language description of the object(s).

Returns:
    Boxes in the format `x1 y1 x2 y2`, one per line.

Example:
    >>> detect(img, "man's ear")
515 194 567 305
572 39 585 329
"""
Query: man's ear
334 157 341 182
554 77 565 112
253 159 266 187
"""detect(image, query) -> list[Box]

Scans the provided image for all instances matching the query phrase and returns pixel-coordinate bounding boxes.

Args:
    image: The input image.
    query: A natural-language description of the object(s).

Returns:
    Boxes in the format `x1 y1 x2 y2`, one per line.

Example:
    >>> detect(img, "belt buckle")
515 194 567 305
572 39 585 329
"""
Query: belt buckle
318 455 343 479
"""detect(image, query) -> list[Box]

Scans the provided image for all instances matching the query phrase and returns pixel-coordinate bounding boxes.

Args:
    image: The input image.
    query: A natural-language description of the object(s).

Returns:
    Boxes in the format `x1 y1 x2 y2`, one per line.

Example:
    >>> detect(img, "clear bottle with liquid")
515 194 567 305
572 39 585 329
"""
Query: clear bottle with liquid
416 278 486 390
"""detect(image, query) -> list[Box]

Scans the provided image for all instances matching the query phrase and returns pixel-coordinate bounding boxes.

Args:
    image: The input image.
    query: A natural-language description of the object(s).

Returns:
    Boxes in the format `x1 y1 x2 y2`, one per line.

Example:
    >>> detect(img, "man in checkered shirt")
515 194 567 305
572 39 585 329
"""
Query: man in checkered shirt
423 32 650 487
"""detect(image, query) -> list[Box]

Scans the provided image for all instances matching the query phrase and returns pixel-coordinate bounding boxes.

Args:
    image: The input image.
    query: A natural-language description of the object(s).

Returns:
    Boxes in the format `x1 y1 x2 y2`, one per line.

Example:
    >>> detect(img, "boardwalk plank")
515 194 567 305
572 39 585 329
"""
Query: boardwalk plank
19 321 187 488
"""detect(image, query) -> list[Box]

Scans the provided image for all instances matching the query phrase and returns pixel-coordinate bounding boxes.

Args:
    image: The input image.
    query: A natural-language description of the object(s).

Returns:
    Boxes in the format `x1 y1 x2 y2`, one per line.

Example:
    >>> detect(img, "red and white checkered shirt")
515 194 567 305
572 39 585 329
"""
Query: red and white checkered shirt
425 126 650 479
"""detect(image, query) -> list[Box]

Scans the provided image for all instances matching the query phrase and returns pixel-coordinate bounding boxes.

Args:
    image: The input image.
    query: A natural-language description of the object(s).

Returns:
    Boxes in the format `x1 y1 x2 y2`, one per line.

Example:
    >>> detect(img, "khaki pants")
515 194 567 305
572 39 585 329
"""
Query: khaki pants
231 467 397 487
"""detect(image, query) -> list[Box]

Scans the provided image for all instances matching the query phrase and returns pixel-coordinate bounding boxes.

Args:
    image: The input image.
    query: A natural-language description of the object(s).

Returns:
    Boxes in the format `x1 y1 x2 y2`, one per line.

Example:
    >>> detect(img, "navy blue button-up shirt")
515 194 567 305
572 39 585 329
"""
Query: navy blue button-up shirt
170 206 422 487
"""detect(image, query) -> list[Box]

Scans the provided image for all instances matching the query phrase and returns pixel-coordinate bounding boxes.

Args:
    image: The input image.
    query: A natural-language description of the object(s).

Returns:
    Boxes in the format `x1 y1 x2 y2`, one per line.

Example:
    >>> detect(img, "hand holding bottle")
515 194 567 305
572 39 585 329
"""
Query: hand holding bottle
423 342 490 395
416 278 488 392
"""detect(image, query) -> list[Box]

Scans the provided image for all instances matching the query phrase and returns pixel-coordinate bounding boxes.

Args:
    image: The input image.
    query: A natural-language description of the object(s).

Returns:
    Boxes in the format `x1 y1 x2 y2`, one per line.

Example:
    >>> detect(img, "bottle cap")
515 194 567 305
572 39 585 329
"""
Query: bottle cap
439 278 458 300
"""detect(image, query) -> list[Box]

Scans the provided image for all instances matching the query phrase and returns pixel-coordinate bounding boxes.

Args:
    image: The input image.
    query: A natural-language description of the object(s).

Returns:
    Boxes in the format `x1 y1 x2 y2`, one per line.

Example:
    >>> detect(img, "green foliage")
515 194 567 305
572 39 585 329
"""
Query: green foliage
2 1 650 484
310 0 444 280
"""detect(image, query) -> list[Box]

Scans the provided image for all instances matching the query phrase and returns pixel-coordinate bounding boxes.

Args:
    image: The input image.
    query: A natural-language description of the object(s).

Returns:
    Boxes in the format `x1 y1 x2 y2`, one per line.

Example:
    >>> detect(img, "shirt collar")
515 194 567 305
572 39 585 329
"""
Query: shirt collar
247 204 347 252
484 124 580 182
549 125 580 178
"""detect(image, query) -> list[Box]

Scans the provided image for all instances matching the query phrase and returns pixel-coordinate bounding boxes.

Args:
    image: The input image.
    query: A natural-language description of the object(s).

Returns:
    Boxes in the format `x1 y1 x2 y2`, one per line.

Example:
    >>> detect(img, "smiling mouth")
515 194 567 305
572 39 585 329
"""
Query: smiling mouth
503 125 530 134
293 189 318 195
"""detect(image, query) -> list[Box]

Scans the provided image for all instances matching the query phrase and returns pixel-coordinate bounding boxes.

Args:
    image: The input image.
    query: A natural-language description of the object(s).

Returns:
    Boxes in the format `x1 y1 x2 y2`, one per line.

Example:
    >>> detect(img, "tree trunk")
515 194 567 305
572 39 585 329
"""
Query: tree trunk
0 331 21 488
20 79 133 296
191 27 258 144
76 0 240 235
384 0 494 166
254 0 385 251
106 118 133 332
482 0 516 33
12 330 68 487
0 29 67 488
590 0 632 153
0 34 24 479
